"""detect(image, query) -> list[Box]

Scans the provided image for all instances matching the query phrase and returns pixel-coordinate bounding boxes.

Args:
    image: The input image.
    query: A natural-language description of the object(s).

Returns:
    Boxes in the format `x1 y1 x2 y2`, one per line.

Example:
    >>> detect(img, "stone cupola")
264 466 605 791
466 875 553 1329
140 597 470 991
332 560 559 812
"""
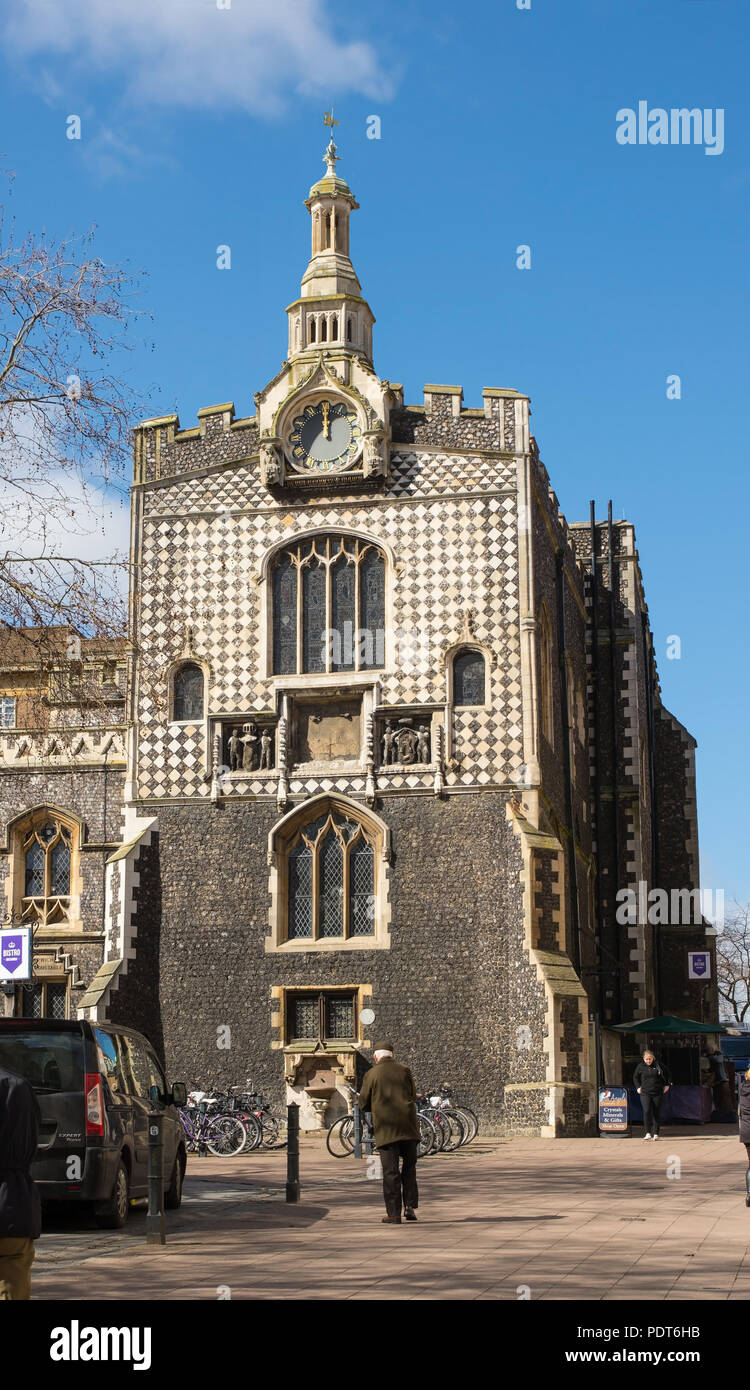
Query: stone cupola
286 135 375 365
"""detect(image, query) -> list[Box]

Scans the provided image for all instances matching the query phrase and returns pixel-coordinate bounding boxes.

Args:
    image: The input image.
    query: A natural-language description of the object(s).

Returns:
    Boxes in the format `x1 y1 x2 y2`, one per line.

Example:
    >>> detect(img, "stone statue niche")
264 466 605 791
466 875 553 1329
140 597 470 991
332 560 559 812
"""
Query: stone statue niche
380 717 431 767
225 721 275 773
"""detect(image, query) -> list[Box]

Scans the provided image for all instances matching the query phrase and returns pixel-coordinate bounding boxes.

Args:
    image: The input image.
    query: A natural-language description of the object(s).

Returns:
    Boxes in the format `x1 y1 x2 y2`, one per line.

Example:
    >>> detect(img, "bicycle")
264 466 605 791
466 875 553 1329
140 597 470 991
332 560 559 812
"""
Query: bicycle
178 1101 247 1157
326 1087 437 1158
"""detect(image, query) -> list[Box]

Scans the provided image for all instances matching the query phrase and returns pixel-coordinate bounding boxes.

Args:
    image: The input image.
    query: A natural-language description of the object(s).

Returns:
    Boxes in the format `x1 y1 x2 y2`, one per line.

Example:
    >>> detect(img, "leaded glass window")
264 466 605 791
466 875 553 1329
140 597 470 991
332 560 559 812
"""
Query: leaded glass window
47 983 68 1021
286 990 357 1043
271 535 386 674
453 649 486 706
173 663 204 721
20 818 74 927
284 807 378 943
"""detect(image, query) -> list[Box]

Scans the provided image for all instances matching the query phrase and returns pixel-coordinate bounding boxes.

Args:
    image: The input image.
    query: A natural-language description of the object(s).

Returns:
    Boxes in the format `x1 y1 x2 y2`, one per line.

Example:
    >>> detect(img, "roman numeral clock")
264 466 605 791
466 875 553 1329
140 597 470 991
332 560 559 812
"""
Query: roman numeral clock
258 388 388 489
289 399 361 471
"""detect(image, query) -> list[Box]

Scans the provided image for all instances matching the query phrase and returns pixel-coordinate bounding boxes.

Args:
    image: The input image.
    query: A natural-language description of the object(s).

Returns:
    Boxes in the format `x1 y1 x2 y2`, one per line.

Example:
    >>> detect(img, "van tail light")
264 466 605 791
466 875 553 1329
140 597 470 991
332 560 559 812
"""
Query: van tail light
85 1074 105 1137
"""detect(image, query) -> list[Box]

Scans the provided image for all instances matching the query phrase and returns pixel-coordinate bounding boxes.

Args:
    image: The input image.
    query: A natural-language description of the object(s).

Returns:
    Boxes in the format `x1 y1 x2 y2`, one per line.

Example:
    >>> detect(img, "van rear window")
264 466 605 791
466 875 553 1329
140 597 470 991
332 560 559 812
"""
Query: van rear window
0 1031 84 1092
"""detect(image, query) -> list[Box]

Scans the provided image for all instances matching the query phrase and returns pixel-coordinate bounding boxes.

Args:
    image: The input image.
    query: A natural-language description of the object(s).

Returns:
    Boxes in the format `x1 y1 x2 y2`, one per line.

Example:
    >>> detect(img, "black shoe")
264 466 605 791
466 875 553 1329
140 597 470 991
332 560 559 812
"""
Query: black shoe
404 1207 418 1221
382 1215 402 1224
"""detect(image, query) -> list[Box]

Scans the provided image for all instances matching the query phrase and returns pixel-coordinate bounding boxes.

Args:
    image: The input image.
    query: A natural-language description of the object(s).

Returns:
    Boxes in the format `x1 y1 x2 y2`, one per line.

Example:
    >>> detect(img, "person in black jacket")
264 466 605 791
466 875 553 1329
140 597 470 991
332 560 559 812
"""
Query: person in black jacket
739 1066 750 1207
633 1050 670 1140
0 1065 41 1300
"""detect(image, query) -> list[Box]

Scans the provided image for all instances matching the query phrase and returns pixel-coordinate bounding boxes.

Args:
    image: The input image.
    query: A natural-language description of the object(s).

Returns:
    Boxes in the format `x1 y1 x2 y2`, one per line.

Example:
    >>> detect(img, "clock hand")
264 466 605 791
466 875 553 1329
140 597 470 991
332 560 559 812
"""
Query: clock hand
321 401 330 439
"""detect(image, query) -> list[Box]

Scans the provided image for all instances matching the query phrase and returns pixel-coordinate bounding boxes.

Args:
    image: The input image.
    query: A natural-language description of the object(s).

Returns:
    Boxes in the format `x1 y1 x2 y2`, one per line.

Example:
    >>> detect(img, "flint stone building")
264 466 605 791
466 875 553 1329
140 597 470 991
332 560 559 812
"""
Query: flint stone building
0 140 715 1134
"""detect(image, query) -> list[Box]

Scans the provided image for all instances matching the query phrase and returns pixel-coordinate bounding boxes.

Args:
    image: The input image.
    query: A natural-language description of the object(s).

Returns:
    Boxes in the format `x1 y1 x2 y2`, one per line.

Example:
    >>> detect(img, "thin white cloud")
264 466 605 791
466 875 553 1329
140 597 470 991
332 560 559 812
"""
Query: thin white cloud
4 0 389 114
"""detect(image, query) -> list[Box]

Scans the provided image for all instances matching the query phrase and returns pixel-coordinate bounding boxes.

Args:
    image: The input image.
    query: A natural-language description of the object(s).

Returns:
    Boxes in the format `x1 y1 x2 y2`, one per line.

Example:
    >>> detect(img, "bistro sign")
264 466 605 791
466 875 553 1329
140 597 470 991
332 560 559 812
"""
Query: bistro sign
0 928 32 981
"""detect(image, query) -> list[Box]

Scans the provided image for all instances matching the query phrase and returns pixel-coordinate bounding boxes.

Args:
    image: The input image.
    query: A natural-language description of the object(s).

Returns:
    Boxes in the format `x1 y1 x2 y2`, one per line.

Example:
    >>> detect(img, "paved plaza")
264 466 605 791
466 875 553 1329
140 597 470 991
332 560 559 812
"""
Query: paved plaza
32 1125 750 1301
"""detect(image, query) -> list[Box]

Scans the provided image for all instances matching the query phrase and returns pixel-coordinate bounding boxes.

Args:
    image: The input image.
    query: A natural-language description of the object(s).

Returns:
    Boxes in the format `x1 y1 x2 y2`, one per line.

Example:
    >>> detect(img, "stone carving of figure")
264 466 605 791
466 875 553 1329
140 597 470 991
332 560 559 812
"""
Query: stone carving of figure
228 726 242 772
417 724 431 764
241 721 259 771
259 440 282 487
259 728 273 770
381 720 396 766
395 724 418 765
362 433 385 478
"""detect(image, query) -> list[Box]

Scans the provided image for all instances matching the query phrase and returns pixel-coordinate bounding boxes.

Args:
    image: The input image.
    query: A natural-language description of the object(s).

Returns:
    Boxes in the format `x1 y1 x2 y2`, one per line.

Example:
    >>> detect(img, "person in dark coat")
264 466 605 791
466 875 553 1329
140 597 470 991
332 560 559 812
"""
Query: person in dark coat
739 1067 750 1206
633 1050 670 1140
0 1065 41 1300
358 1041 420 1224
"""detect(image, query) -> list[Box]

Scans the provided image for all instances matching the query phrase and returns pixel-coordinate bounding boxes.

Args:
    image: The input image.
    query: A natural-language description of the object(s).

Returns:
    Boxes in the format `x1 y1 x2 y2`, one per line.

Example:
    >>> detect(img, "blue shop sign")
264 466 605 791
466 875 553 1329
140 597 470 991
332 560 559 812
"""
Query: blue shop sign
599 1086 629 1134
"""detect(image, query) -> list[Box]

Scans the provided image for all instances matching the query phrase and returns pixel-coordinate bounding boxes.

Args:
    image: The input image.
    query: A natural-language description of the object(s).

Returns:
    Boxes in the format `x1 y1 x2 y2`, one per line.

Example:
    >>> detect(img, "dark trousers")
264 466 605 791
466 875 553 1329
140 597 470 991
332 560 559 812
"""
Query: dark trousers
379 1140 418 1218
642 1094 662 1135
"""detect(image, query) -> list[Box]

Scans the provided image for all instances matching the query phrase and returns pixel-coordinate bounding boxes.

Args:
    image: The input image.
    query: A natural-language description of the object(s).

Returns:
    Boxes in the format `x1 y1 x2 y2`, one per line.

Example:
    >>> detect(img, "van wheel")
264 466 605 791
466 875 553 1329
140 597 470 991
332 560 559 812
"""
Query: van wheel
94 1160 130 1229
165 1153 184 1210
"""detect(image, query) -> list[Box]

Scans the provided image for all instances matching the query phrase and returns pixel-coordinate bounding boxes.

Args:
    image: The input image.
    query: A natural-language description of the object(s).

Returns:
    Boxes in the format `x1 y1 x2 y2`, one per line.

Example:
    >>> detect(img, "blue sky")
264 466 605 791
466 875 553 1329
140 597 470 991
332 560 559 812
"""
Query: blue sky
1 0 747 902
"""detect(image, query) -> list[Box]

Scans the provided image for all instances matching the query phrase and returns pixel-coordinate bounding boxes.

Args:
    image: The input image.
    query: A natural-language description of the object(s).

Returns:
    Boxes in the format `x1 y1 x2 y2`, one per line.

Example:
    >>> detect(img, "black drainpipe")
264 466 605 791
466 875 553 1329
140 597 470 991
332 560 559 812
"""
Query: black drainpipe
589 502 605 1019
607 502 624 1018
642 611 661 1014
556 548 581 976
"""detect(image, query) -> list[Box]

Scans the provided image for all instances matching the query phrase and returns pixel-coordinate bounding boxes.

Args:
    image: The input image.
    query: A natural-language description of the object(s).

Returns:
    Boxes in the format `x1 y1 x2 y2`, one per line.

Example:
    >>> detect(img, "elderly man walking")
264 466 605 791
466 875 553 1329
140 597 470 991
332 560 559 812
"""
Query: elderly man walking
358 1040 420 1224
0 1064 41 1300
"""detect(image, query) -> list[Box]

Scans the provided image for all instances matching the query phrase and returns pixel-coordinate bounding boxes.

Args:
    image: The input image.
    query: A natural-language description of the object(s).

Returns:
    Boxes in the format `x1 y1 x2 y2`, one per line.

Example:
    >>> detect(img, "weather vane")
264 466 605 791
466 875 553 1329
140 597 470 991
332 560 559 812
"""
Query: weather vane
322 106 340 174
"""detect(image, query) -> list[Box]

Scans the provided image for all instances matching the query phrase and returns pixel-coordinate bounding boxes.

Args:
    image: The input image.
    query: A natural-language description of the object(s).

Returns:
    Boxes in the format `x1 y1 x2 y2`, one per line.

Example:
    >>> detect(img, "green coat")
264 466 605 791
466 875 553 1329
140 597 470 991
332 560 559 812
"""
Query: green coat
358 1058 420 1147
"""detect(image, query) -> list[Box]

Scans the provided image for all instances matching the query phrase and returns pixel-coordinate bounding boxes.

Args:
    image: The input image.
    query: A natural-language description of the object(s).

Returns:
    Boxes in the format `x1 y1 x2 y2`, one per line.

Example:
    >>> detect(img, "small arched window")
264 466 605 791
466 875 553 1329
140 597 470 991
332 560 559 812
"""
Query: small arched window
309 318 316 344
346 317 353 342
14 811 78 928
320 317 327 343
331 314 338 341
173 663 204 721
325 211 332 248
453 649 486 706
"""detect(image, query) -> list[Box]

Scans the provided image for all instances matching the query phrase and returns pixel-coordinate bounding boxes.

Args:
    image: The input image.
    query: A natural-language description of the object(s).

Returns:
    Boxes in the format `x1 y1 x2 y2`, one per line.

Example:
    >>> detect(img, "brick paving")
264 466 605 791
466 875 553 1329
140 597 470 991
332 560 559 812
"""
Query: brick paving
32 1127 750 1301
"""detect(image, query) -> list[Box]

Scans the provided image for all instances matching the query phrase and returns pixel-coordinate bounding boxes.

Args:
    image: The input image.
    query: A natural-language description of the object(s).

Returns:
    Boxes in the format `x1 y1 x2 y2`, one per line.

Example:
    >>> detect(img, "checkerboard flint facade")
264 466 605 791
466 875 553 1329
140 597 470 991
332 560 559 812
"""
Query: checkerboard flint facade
0 149 715 1134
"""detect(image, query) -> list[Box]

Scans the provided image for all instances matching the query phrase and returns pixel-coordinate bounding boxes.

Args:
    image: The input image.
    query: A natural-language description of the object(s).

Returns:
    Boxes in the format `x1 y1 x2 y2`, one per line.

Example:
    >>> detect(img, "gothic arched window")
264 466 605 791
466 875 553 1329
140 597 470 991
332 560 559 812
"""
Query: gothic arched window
286 809 375 942
346 317 353 342
453 649 486 706
15 813 77 927
309 317 316 344
320 316 327 343
271 535 386 675
172 663 204 721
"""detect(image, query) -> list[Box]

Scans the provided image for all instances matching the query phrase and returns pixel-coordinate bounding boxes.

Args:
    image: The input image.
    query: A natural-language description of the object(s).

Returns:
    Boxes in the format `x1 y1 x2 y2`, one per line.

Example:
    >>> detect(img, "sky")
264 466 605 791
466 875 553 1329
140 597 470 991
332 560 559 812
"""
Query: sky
0 0 747 903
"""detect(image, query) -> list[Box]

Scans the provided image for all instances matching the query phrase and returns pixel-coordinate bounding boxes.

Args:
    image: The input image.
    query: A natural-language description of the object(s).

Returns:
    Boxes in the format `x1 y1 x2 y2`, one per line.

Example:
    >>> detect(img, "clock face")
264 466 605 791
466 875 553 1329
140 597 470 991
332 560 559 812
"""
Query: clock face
288 399 361 471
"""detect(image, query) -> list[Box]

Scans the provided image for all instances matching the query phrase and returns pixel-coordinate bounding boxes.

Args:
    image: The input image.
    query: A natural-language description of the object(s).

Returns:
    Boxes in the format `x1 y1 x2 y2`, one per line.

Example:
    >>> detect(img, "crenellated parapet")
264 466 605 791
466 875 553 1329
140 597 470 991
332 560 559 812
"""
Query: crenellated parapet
133 402 259 484
391 385 529 453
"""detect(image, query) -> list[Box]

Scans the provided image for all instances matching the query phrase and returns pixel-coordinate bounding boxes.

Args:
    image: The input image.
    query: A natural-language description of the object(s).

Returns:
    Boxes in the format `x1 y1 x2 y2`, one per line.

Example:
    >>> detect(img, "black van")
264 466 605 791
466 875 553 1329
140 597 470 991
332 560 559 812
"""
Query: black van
0 1018 187 1229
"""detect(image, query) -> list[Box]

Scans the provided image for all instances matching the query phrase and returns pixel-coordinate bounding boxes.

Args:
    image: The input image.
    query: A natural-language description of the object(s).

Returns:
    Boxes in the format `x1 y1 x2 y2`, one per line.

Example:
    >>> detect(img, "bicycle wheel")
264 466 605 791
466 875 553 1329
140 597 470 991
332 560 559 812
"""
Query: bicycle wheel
426 1109 448 1152
205 1115 247 1157
440 1109 466 1152
240 1113 263 1152
417 1114 437 1157
262 1116 288 1149
454 1106 478 1144
326 1115 355 1157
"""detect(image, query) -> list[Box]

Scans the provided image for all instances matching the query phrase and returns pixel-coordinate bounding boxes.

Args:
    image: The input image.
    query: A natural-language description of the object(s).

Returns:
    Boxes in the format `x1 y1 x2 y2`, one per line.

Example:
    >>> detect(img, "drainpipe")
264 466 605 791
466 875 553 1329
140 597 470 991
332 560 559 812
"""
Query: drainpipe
556 549 581 976
642 611 661 1014
589 503 605 1019
607 502 624 1018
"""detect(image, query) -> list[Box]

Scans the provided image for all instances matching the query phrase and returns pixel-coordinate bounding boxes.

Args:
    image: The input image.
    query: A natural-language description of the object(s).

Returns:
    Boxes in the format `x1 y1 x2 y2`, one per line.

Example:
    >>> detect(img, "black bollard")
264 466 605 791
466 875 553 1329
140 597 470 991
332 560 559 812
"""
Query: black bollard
363 1110 374 1157
286 1102 300 1203
352 1100 362 1159
146 1110 166 1246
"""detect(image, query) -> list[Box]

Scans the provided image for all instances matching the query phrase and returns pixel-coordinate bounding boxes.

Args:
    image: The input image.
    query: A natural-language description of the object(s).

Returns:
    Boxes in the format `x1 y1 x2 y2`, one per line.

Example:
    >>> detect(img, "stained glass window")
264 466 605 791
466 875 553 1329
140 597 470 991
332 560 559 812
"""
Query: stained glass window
173 663 204 721
271 536 386 675
331 557 355 671
453 650 486 706
302 562 326 674
273 553 297 676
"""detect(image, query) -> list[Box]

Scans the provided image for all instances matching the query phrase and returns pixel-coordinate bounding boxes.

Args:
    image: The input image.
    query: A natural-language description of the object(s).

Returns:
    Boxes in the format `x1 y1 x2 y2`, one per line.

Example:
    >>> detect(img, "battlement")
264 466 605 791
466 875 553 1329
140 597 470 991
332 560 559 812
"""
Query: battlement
134 401 259 484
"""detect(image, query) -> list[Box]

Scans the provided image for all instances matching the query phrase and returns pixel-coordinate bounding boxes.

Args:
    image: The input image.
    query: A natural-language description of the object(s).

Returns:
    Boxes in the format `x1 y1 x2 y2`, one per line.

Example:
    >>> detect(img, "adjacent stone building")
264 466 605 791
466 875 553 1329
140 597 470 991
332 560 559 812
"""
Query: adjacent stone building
0 137 715 1134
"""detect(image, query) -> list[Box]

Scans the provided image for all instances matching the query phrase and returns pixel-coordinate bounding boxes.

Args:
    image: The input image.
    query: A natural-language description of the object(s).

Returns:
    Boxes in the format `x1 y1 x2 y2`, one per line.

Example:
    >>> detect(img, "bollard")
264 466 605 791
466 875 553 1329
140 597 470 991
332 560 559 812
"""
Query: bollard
363 1110 374 1156
352 1100 362 1159
286 1102 300 1204
146 1110 166 1246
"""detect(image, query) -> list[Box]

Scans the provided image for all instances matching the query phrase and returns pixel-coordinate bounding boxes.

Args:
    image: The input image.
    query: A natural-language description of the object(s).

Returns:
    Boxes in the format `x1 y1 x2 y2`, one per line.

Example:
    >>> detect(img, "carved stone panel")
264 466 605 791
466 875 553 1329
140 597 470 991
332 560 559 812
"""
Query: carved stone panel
292 696 362 766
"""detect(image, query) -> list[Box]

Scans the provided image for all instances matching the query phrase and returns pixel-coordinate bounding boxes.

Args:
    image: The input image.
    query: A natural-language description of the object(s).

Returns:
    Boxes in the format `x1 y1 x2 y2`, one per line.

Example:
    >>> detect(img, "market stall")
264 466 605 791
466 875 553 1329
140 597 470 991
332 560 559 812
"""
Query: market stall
609 1014 726 1125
